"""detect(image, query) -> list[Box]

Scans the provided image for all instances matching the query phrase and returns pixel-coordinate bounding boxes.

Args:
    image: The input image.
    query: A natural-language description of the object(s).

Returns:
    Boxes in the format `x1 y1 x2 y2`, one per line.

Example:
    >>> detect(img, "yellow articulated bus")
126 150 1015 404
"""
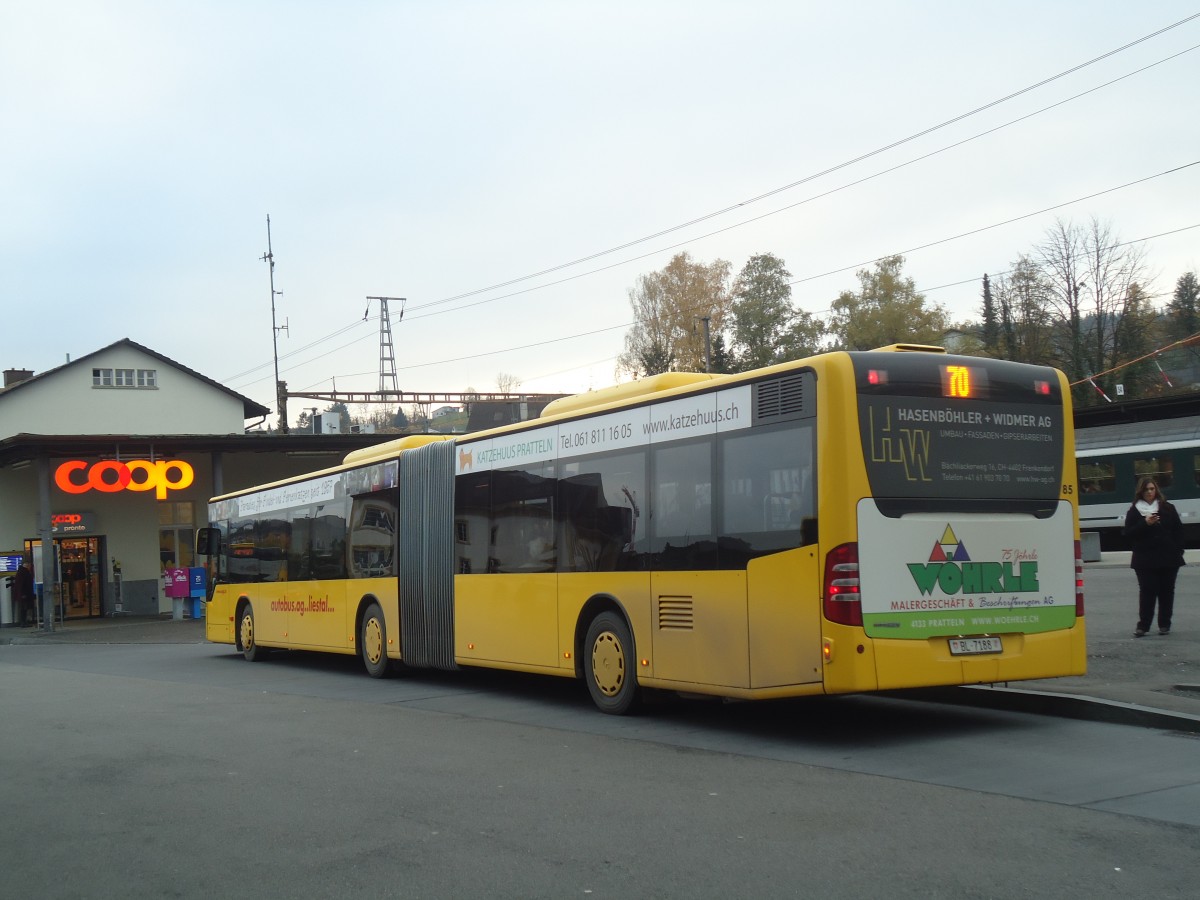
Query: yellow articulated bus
197 346 1086 714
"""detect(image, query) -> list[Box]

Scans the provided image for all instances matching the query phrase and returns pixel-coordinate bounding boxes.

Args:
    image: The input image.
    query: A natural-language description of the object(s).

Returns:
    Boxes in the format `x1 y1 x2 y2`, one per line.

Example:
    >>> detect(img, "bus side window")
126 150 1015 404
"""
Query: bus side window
557 452 646 573
490 464 556 573
350 492 397 578
652 442 712 542
720 421 815 555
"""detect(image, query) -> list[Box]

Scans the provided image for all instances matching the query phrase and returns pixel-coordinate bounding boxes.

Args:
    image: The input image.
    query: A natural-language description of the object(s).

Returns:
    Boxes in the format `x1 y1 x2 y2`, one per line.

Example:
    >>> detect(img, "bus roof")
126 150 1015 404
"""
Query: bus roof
539 372 719 418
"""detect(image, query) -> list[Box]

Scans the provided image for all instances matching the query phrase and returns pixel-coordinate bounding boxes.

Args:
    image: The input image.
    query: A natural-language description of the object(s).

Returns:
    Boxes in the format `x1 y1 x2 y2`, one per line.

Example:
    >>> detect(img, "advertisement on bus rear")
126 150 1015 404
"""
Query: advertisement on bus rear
857 500 1077 638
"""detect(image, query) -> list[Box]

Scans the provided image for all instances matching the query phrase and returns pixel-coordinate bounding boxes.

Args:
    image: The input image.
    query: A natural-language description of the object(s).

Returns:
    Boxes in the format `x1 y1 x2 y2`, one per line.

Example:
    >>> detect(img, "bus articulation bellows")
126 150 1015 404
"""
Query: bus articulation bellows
197 346 1086 714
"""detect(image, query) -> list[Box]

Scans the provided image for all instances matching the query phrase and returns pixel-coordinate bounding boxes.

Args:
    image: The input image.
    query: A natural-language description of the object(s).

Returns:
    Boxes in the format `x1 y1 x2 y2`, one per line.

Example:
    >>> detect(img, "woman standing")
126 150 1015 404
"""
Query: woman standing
1121 476 1185 637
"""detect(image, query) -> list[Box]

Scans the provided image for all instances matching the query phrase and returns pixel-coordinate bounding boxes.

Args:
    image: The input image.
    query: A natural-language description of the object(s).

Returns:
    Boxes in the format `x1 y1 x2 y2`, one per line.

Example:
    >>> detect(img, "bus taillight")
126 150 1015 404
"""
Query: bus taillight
823 542 862 626
1074 540 1085 617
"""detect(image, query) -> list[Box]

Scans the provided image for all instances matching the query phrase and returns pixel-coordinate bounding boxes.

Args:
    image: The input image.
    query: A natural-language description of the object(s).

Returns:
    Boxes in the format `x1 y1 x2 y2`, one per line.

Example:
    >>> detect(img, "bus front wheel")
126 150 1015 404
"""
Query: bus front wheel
240 604 267 662
584 611 640 715
360 602 390 678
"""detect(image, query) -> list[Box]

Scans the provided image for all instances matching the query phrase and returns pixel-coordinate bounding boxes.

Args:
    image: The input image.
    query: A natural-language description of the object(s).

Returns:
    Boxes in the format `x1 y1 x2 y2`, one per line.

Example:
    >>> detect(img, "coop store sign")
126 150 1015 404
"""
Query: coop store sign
55 459 195 500
51 512 98 534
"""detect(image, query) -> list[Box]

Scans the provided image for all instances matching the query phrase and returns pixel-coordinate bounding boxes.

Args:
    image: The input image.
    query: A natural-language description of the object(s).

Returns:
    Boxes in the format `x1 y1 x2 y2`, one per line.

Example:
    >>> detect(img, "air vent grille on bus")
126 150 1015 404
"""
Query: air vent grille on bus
657 597 694 631
753 372 813 424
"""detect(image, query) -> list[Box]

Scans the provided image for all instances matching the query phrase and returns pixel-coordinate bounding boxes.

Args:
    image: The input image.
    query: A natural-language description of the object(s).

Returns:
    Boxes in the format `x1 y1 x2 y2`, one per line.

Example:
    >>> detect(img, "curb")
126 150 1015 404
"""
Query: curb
897 684 1200 734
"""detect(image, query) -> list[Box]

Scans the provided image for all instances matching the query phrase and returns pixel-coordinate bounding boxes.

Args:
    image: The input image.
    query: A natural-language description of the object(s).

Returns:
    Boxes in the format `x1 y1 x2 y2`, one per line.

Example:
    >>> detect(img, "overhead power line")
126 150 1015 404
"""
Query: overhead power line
1071 331 1200 387
403 13 1200 315
920 223 1200 296
785 162 1200 288
222 29 1200 389
240 197 1199 392
397 45 1200 326
389 216 1200 375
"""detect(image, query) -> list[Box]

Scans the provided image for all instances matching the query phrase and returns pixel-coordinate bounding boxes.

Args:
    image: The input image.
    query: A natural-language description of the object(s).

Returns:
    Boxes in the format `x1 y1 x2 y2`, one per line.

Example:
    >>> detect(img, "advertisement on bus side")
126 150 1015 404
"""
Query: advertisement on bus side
457 385 753 474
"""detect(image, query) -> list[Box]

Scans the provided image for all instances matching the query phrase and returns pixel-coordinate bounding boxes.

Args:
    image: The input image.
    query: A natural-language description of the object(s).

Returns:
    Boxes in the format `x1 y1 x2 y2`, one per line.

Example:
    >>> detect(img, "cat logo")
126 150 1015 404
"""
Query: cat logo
458 447 473 471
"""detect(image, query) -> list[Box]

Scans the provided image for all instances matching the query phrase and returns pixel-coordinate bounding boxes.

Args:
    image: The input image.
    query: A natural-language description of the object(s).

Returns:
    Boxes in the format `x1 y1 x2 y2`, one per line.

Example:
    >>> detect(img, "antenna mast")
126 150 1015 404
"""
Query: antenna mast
261 215 289 433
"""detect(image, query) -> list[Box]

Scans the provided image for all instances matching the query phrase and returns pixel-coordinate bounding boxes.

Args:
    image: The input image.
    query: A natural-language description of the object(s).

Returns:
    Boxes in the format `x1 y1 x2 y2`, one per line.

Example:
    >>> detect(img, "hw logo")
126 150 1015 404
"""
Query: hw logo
867 407 931 482
907 525 1039 596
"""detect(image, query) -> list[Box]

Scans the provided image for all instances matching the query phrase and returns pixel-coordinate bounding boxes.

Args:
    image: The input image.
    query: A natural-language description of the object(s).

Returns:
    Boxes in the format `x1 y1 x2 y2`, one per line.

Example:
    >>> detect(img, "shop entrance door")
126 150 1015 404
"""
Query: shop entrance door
58 537 103 619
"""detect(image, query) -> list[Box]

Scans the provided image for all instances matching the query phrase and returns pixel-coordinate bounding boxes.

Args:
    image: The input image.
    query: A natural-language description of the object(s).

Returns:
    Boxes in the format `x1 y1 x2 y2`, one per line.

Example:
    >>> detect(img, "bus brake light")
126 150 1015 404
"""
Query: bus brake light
823 542 862 627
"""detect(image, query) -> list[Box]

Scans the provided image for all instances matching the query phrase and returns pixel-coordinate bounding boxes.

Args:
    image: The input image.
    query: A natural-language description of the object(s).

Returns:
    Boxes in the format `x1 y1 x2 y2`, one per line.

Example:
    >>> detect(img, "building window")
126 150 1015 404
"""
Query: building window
92 367 157 389
159 502 195 569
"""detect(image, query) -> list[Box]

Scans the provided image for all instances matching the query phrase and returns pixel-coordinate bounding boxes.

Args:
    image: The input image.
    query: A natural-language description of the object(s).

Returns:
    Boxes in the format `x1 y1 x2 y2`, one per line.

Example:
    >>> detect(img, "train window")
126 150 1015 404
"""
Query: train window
1194 455 1200 488
1078 459 1116 494
1133 456 1173 490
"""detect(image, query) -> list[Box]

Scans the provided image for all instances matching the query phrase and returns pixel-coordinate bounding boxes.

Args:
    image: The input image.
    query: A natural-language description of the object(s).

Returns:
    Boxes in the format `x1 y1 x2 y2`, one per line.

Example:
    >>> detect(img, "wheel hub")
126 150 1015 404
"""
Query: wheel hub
591 631 625 697
364 617 383 665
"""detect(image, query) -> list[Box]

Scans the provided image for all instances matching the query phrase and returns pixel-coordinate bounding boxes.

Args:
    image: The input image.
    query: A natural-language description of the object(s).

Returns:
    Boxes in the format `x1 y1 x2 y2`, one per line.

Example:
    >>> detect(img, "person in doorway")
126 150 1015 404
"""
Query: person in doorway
1122 477 1185 637
14 558 35 627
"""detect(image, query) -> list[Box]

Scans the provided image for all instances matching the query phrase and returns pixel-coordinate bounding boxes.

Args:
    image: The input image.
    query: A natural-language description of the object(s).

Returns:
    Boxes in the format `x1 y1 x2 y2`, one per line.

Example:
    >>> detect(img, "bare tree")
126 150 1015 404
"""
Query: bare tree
496 372 521 393
1037 217 1152 399
1037 219 1087 380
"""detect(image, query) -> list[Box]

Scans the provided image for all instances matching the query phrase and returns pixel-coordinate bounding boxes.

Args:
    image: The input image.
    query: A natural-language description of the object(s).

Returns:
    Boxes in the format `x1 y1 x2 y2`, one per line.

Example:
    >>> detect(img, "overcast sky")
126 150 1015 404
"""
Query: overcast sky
3 2 1198 423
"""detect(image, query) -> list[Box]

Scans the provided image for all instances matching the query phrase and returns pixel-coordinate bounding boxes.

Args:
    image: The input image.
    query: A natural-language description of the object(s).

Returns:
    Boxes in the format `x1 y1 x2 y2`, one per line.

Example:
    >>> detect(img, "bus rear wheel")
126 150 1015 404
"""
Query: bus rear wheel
360 602 390 678
585 611 640 715
240 603 267 662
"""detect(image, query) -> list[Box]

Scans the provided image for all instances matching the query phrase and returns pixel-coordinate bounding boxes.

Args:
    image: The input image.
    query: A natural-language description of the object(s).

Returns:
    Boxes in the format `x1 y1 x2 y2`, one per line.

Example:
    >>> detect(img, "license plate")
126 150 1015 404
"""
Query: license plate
948 637 1002 656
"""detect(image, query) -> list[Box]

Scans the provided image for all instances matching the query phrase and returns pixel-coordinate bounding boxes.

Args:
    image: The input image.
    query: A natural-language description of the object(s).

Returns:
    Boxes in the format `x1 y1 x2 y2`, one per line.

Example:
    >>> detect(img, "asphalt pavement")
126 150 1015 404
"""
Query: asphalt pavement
4 553 1198 732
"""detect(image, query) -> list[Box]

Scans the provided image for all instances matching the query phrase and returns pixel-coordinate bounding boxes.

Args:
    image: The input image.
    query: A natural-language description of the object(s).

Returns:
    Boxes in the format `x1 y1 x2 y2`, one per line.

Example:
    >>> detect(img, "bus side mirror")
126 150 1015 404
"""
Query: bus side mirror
196 527 221 556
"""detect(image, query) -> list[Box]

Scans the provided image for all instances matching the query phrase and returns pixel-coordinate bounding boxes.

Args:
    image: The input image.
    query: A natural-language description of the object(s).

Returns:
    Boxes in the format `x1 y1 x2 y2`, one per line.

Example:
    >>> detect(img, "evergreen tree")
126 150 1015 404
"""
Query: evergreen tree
326 401 351 433
637 339 675 376
980 274 1000 357
1165 271 1200 343
709 332 732 374
1109 283 1160 398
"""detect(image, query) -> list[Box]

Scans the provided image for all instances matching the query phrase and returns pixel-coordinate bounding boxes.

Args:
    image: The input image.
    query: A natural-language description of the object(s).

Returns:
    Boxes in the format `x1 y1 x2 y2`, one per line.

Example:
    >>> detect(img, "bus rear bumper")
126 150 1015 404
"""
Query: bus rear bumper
867 620 1088 692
